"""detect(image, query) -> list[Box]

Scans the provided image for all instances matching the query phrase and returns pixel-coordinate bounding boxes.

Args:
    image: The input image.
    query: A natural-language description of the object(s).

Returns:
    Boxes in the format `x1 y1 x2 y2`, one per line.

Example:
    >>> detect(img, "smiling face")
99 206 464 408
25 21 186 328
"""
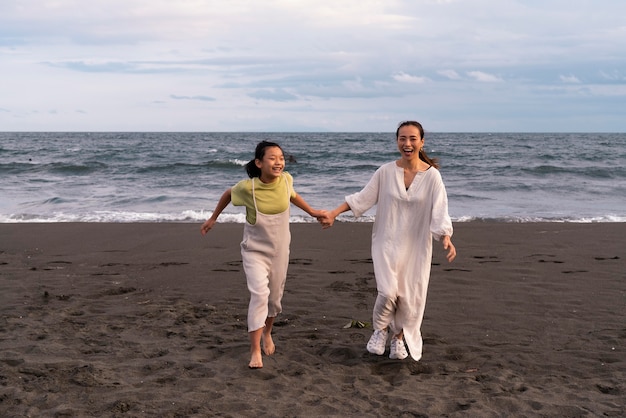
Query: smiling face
396 124 424 163
255 145 285 183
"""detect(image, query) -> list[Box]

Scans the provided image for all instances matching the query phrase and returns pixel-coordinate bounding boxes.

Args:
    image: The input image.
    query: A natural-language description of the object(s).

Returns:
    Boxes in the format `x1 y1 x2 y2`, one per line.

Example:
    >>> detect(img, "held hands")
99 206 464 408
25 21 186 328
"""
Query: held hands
315 210 336 229
315 204 347 228
442 235 456 262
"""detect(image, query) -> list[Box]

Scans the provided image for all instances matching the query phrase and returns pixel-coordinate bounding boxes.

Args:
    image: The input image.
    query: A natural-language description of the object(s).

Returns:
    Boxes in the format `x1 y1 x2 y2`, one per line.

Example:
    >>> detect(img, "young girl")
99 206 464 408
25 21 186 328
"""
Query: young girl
201 140 325 369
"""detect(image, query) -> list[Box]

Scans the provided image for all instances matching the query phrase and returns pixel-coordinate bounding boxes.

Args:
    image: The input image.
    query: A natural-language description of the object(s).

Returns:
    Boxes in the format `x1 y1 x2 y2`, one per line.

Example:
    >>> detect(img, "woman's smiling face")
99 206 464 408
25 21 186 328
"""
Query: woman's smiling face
396 124 424 162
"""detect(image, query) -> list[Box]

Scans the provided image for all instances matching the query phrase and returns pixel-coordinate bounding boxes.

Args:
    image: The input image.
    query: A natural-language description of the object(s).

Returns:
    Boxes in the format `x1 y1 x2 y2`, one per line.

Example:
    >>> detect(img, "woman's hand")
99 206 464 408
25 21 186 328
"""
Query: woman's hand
442 235 456 262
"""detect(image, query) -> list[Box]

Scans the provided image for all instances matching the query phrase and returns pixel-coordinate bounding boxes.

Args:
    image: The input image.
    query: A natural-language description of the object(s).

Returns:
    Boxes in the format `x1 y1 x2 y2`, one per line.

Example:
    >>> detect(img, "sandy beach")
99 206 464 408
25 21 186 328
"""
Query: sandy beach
1 222 624 417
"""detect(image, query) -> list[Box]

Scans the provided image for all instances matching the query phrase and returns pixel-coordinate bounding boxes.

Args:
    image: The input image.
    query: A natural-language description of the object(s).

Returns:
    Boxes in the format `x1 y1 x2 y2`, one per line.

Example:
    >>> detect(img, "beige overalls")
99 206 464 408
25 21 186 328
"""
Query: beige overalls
240 175 291 332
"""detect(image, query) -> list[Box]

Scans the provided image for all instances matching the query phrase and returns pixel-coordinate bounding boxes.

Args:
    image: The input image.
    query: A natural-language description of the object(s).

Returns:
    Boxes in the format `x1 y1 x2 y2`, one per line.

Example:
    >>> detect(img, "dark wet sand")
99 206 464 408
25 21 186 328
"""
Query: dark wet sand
1 222 624 417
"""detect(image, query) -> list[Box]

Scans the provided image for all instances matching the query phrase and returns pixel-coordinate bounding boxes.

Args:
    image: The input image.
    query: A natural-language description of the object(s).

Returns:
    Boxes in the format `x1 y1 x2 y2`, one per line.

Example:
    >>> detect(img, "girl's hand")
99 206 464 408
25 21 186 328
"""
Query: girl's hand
442 236 456 262
201 219 216 235
311 210 331 228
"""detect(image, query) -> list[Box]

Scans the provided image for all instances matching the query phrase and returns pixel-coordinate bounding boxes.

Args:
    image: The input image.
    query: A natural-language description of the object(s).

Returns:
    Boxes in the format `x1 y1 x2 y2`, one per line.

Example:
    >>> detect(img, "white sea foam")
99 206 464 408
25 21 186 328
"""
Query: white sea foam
1 211 622 224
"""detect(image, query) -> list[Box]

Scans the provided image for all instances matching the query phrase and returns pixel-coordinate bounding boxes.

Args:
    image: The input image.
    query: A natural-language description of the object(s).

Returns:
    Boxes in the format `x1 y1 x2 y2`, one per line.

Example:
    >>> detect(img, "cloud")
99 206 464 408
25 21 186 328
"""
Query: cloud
392 72 429 84
247 89 298 102
559 74 581 84
467 71 503 83
599 70 625 82
170 95 216 102
437 69 461 80
50 60 136 73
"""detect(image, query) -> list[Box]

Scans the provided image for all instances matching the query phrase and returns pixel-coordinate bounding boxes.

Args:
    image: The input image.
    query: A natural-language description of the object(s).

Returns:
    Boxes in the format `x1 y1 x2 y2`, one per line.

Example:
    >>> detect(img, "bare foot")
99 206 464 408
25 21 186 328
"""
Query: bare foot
262 332 275 356
249 349 263 369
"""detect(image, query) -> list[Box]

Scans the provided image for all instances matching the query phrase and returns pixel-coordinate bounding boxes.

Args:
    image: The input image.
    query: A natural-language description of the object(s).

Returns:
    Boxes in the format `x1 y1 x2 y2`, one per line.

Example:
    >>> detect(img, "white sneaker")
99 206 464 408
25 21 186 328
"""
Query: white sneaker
366 329 388 355
389 336 408 360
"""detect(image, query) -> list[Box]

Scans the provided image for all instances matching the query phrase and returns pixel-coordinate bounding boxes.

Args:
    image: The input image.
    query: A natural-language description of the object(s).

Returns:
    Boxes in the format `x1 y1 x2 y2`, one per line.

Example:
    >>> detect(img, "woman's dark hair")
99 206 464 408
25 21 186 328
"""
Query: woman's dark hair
245 140 284 178
396 121 439 169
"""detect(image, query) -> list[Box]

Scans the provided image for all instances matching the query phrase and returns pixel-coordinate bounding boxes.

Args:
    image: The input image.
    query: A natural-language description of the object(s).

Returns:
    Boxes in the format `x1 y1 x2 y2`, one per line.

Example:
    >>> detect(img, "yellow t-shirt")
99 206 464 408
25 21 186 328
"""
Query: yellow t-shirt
231 172 296 225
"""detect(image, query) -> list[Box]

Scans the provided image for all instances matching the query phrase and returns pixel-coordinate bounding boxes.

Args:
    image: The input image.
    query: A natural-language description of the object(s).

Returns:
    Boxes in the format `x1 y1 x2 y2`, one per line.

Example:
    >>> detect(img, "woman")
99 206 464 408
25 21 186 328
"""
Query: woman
323 121 456 361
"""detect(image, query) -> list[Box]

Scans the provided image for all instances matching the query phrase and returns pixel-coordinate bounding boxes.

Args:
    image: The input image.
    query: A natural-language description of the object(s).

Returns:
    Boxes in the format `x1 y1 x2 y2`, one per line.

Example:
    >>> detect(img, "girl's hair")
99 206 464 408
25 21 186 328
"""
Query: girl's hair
396 121 440 169
245 140 284 178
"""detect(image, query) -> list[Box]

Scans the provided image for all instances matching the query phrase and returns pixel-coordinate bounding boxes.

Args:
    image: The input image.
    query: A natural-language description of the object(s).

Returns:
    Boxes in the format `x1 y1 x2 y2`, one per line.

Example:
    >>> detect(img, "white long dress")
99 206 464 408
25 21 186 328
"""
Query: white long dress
345 161 453 361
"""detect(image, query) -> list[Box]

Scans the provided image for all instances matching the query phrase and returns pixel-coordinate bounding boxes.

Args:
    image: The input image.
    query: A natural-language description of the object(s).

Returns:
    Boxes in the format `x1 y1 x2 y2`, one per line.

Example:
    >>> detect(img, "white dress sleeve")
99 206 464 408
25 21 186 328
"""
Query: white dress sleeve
429 170 453 241
345 166 382 217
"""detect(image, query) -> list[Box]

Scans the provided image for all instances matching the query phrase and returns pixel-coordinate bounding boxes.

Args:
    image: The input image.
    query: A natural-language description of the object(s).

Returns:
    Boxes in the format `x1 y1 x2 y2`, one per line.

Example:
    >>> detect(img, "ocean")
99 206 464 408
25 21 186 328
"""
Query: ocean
1 132 624 223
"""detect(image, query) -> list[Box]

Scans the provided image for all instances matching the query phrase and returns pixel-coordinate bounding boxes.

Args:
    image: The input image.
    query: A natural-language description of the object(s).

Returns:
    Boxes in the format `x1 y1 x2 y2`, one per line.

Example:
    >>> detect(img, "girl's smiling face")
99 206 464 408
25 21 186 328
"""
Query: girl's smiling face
255 146 285 183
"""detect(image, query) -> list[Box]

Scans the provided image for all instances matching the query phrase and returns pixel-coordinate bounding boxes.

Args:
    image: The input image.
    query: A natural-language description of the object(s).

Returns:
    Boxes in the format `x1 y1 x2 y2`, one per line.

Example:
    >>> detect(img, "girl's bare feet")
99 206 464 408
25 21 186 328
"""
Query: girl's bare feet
262 332 275 355
249 348 263 369
249 328 264 368
248 317 276 368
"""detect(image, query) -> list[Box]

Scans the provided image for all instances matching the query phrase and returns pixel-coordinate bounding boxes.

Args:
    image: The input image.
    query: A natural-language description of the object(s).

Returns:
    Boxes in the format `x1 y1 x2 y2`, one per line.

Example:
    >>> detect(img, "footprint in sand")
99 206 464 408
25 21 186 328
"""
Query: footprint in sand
43 260 72 270
289 258 313 265
348 258 373 264
101 286 136 296
328 281 353 291
214 260 242 272
527 254 567 264
472 255 501 264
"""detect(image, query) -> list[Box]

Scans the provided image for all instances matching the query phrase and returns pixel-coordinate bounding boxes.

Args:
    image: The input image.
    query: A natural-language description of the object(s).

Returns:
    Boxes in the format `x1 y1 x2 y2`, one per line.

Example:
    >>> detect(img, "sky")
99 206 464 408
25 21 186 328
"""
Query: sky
1 0 625 132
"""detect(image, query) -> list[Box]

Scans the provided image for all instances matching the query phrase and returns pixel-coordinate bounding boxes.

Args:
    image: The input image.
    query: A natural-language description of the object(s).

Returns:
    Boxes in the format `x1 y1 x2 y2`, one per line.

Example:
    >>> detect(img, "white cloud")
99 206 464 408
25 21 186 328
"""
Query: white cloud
247 89 298 102
467 71 503 83
599 70 625 81
585 84 626 97
392 72 430 84
437 70 461 80
559 74 581 84
170 95 216 102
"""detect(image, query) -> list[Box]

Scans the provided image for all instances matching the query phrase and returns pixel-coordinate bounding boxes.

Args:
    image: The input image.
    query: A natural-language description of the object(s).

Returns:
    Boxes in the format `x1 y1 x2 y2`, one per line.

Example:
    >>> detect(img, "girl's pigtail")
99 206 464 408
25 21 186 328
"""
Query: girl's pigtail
245 159 261 178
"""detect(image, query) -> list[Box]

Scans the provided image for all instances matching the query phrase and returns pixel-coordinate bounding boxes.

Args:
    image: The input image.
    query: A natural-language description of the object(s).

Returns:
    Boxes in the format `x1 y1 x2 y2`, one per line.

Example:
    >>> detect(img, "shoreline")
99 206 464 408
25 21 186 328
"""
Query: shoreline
1 222 624 416
2 213 624 223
